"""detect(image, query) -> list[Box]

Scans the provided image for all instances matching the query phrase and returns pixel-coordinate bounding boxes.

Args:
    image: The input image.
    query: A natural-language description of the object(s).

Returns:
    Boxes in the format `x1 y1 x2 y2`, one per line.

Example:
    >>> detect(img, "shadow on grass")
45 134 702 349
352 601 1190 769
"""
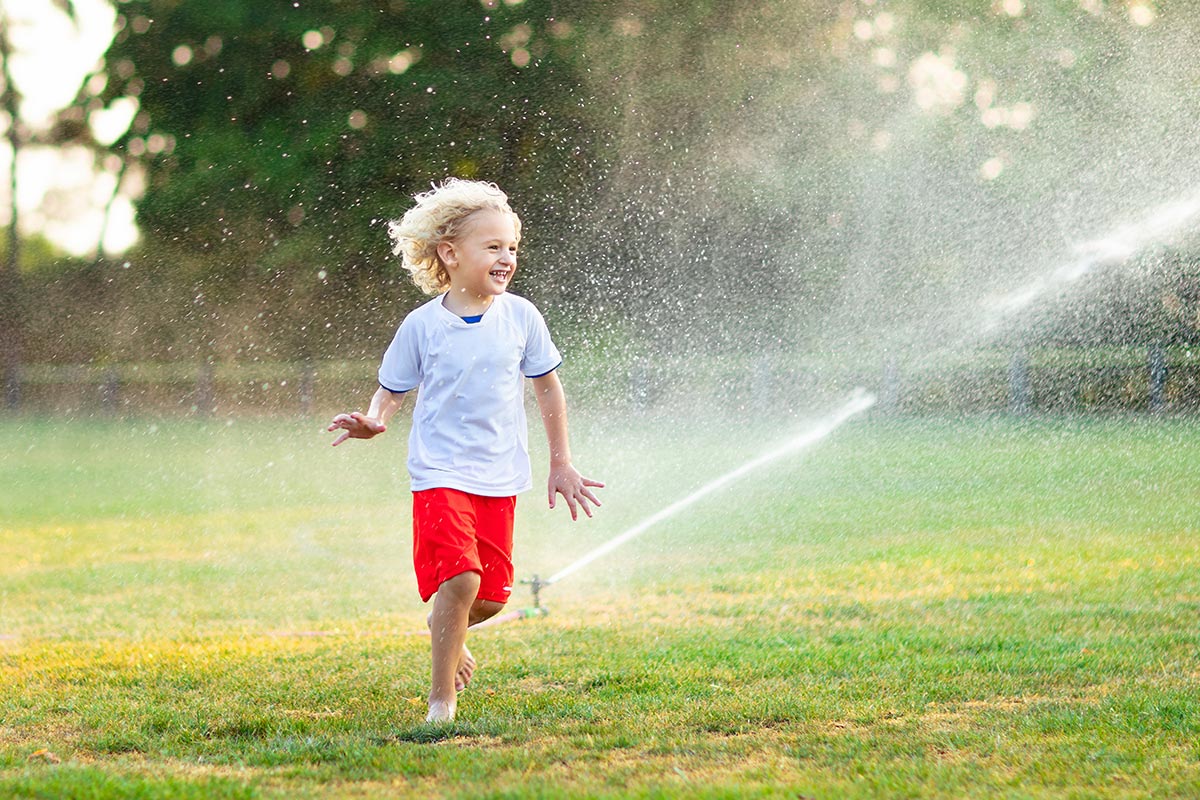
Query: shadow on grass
382 718 504 744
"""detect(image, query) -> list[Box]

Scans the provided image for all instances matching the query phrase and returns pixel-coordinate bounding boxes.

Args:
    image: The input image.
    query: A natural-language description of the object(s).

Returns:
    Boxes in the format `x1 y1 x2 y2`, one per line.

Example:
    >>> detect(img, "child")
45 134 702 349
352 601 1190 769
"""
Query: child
328 178 603 723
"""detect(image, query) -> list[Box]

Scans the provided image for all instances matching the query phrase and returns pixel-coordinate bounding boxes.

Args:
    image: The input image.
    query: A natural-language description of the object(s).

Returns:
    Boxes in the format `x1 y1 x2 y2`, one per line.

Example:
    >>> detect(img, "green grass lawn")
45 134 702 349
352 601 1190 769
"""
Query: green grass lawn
2 410 1199 798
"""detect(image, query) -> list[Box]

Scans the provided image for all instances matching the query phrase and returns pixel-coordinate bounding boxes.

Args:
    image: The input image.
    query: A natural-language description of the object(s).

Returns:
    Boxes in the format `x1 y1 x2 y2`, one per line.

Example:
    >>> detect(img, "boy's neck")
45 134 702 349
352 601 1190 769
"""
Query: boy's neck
442 289 497 317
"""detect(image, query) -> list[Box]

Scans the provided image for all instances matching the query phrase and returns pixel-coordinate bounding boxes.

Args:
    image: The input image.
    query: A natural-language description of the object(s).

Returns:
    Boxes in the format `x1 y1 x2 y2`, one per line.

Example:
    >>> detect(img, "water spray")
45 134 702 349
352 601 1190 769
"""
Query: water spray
981 189 1200 329
479 189 1200 631
483 389 877 626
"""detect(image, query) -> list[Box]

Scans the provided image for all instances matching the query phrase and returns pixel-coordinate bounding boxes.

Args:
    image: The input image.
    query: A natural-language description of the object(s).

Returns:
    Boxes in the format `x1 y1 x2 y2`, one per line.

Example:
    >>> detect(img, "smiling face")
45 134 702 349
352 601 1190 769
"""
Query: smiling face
437 208 520 316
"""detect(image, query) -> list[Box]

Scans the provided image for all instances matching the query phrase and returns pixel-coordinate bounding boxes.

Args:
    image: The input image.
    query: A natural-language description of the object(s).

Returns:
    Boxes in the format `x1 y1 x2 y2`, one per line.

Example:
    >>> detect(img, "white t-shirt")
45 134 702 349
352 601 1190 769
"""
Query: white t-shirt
377 291 562 496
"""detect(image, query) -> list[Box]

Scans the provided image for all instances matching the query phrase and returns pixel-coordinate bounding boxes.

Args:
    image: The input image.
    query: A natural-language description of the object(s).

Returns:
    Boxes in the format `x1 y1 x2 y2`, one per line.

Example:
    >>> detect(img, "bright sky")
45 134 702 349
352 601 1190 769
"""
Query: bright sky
3 0 138 257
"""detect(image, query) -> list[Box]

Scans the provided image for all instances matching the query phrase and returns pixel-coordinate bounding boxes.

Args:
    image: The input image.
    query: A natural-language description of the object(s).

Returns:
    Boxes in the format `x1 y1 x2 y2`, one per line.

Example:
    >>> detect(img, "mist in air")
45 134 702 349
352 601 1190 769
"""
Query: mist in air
523 3 1200 419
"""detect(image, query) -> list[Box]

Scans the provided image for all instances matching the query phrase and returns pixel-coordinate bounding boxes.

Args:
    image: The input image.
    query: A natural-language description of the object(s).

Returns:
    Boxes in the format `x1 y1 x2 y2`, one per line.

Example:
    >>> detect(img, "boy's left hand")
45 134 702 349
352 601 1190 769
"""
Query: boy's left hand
548 463 604 521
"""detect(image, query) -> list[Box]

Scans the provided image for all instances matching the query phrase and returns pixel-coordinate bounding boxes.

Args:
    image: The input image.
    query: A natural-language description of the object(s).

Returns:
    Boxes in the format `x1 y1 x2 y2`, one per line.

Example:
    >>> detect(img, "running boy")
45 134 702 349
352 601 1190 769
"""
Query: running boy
328 178 603 723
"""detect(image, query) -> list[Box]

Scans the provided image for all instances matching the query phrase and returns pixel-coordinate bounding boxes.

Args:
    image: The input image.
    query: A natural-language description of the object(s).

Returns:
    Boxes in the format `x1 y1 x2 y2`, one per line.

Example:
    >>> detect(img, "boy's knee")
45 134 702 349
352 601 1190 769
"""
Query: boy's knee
471 598 505 624
440 570 482 600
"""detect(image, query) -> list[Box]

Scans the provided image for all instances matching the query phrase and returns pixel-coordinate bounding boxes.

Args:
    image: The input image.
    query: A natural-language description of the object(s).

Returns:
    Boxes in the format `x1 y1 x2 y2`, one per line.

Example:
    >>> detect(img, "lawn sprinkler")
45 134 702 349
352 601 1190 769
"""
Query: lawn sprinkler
522 573 548 610
467 575 548 631
473 391 879 633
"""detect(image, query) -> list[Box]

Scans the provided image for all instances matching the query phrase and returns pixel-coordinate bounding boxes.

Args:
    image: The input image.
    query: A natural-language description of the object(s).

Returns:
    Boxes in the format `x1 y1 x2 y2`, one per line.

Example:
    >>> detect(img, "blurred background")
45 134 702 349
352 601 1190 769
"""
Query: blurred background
3 0 1200 417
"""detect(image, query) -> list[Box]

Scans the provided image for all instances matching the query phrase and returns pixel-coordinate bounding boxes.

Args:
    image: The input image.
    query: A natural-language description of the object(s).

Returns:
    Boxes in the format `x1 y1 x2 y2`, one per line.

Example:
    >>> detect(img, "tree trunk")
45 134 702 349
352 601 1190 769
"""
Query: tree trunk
0 13 23 407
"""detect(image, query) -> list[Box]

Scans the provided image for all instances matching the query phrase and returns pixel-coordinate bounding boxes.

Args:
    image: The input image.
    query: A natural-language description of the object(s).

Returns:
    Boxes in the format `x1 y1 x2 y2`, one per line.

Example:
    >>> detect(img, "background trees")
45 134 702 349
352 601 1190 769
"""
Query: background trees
7 0 1200 370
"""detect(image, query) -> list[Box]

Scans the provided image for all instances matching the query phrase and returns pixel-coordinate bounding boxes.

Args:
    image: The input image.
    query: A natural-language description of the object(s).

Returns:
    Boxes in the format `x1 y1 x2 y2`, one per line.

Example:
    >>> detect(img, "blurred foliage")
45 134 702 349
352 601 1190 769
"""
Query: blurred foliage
99 0 605 281
11 0 1200 368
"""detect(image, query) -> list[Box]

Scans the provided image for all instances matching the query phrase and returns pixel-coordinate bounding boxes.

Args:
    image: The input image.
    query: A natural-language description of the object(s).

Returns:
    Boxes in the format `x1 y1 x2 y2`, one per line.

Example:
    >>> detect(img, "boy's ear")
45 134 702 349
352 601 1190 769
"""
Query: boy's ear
436 240 457 268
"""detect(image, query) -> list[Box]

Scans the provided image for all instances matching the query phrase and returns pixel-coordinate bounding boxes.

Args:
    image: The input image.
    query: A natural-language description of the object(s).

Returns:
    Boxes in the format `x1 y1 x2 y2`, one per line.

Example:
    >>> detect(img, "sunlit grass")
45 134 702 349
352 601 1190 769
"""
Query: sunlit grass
2 412 1199 798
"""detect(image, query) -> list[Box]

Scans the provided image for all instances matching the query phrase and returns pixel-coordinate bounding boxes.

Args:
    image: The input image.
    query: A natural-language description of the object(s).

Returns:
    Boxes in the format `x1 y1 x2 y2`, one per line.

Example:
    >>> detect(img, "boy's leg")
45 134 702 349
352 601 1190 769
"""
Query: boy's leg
442 493 513 692
426 595 506 689
415 490 516 721
427 570 480 722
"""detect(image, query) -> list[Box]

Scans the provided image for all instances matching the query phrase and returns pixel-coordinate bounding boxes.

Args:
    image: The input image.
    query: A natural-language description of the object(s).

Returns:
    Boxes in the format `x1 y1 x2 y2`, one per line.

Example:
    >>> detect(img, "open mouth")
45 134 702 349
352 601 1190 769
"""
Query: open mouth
490 270 511 280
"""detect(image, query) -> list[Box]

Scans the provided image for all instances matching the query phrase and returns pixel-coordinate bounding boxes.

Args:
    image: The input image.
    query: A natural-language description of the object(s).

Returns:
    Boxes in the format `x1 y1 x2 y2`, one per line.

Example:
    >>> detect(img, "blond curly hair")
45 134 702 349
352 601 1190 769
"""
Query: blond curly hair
387 178 523 295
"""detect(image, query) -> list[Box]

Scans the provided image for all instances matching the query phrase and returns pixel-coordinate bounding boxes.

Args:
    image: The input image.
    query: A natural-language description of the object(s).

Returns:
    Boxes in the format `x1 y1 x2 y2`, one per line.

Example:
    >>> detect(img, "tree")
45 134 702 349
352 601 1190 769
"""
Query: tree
97 1 604 277
1 0 91 403
57 0 1200 369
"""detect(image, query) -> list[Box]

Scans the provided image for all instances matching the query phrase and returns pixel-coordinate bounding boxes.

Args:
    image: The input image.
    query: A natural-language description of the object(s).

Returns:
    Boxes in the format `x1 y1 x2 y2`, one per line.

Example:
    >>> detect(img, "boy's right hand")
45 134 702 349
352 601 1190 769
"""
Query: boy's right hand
327 412 386 446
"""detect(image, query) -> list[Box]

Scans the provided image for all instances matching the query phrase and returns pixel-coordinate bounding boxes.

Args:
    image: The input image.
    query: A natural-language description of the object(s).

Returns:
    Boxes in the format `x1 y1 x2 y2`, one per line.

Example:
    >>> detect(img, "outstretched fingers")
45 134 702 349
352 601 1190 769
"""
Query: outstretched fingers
549 486 582 520
580 481 604 511
576 476 604 511
328 414 352 447
556 477 605 520
326 412 384 446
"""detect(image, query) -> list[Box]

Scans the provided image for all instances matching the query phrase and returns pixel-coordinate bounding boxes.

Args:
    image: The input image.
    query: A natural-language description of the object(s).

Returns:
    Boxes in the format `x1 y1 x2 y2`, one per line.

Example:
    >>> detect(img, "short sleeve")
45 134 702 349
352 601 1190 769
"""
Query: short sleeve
377 315 423 393
520 303 562 378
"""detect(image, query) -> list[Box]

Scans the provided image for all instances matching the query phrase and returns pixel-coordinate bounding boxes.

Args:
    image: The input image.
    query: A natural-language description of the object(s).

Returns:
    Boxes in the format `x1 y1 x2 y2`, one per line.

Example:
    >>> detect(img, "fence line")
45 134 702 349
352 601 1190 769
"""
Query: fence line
2 346 1197 417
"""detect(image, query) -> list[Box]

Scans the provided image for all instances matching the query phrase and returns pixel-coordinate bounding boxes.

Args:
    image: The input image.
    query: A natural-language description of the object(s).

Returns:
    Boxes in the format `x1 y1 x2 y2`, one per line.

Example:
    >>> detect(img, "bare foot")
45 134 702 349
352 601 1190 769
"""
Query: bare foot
426 698 455 723
455 644 476 692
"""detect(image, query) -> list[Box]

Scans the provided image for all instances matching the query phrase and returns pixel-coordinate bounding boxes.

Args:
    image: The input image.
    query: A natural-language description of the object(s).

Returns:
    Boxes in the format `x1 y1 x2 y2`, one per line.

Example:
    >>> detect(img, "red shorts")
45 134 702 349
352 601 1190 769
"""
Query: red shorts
411 487 516 604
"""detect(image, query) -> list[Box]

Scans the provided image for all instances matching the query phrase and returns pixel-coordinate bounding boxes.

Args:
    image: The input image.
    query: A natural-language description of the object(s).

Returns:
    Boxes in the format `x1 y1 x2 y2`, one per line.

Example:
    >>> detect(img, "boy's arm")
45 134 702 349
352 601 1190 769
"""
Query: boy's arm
530 371 604 520
328 386 407 446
